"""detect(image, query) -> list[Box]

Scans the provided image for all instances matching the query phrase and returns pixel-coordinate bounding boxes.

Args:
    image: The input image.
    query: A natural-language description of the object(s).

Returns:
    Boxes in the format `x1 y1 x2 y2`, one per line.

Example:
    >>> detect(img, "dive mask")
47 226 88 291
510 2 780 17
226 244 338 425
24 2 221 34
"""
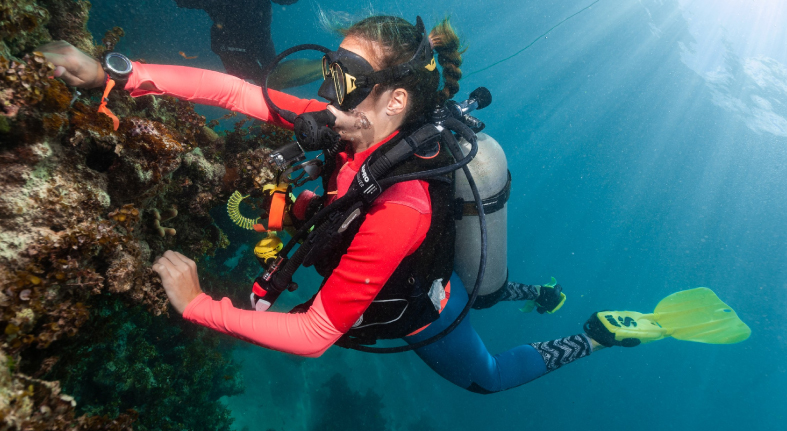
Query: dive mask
318 16 437 110
318 48 376 110
260 17 436 167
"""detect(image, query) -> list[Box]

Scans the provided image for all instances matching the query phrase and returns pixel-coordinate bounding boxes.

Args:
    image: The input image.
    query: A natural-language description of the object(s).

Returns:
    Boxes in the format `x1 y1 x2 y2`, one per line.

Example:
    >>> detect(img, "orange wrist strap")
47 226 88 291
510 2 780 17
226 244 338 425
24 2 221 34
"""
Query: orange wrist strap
267 189 287 231
262 182 290 231
97 76 120 131
263 183 290 231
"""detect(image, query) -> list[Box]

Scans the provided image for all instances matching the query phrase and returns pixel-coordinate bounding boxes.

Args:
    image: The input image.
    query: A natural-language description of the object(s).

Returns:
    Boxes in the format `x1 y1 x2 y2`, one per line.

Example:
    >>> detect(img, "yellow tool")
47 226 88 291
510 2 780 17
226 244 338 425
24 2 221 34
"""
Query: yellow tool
254 232 283 266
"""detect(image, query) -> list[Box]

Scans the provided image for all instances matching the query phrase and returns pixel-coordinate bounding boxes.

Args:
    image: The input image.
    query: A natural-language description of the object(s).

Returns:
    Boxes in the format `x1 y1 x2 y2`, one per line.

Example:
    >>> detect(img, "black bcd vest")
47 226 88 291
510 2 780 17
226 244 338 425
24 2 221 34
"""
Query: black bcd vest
292 132 457 346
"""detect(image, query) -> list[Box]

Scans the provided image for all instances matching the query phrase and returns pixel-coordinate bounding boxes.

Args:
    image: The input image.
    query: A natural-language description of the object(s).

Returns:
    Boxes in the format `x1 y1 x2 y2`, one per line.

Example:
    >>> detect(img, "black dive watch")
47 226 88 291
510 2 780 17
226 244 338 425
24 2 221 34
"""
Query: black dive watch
101 52 133 85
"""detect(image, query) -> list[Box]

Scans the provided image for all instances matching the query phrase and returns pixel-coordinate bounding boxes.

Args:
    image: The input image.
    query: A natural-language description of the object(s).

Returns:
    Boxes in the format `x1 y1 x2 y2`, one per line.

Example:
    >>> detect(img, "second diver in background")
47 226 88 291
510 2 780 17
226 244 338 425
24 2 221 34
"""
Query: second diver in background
174 0 322 89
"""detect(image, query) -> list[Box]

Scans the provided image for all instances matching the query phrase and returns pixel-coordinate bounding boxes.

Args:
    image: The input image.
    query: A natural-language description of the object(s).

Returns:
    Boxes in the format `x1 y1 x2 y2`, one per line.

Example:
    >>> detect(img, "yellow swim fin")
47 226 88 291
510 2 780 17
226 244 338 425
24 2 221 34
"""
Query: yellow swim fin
584 287 751 347
653 287 751 344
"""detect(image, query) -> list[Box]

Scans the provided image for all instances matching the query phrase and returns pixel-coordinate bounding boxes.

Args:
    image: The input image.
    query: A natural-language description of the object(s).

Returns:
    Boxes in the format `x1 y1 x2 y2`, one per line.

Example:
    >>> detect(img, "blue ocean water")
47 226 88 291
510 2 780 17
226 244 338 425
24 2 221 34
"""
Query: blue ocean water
90 0 786 429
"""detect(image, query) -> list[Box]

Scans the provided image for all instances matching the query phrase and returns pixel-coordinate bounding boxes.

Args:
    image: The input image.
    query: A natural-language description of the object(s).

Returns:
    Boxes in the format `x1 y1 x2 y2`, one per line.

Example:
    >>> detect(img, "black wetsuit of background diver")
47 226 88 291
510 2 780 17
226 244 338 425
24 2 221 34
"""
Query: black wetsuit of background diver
174 0 299 83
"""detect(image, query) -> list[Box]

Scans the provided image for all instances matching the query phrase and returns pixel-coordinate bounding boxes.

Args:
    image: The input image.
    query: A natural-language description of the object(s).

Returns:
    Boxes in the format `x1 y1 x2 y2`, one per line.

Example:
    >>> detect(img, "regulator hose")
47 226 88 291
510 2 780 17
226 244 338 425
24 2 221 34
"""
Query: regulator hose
260 44 331 123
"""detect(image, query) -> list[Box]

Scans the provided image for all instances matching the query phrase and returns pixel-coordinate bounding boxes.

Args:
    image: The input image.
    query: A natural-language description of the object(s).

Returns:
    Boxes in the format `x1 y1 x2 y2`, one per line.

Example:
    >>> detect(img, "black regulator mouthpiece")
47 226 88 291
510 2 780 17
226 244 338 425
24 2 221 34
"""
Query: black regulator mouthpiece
270 109 340 169
445 87 492 133
293 110 339 152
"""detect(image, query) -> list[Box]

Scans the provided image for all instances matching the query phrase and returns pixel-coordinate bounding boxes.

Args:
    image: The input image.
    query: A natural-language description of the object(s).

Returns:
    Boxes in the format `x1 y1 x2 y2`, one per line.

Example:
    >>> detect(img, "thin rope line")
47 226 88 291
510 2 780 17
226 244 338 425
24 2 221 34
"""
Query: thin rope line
465 0 602 77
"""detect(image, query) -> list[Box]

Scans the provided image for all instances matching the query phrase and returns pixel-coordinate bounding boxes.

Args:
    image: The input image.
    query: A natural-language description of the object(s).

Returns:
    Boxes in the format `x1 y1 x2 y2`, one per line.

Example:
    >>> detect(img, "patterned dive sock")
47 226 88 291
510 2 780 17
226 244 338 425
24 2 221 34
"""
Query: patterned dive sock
500 282 540 301
472 281 541 309
530 334 593 373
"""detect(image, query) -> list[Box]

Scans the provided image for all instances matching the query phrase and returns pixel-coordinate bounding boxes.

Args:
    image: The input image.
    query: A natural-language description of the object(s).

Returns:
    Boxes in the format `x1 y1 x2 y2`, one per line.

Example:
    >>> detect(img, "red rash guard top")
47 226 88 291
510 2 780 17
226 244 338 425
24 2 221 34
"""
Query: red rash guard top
125 63 434 356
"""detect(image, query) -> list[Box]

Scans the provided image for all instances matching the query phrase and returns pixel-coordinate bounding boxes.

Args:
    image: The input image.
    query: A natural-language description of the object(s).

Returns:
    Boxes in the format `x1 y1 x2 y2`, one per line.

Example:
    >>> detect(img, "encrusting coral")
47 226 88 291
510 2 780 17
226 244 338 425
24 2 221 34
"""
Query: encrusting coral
38 0 94 56
0 0 290 428
149 207 177 237
0 0 51 59
0 350 137 430
0 51 59 119
33 295 243 431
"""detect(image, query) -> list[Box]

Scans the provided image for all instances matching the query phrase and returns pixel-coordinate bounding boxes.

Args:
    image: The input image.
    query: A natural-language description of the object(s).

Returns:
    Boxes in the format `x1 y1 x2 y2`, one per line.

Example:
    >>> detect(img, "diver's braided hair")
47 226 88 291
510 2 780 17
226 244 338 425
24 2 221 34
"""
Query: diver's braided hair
341 16 466 124
430 18 465 104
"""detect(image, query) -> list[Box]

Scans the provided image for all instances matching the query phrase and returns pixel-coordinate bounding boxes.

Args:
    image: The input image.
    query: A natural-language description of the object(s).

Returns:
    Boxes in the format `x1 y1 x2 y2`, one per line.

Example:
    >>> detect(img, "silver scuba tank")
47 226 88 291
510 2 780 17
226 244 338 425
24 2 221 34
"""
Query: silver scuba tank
454 133 510 296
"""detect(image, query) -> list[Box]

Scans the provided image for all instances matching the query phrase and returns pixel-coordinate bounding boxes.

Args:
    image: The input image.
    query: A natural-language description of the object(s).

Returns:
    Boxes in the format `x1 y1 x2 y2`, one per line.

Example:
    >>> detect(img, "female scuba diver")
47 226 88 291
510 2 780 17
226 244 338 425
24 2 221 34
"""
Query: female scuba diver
39 15 750 395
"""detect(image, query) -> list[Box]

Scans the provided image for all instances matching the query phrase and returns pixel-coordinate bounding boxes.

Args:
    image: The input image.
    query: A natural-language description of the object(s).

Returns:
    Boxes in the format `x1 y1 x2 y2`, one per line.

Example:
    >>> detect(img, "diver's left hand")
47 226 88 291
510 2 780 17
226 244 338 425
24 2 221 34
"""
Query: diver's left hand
535 283 566 314
152 251 204 314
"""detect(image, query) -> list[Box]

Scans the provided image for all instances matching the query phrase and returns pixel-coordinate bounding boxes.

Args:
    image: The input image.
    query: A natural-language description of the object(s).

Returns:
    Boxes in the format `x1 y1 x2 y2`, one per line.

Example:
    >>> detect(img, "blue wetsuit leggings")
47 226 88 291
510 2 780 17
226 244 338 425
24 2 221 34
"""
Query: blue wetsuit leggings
404 273 592 394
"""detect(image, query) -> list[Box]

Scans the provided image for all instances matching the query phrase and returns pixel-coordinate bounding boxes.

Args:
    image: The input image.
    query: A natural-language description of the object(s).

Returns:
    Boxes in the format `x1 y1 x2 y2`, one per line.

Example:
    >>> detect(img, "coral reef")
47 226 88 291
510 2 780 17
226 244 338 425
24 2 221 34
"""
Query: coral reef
0 0 51 59
149 207 177 237
0 352 137 430
29 295 243 431
101 26 123 51
1 0 290 428
38 0 94 56
0 52 59 119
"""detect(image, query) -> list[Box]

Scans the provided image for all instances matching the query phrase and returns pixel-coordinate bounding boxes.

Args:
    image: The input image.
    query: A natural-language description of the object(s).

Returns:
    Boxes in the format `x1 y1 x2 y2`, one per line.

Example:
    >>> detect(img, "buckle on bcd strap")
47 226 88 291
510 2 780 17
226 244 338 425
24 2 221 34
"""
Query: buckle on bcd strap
355 162 382 204
262 256 286 282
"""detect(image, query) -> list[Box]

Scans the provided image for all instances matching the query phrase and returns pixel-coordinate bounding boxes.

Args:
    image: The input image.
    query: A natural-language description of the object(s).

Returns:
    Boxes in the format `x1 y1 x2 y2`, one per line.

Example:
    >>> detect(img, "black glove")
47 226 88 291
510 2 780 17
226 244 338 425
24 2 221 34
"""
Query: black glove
535 283 565 314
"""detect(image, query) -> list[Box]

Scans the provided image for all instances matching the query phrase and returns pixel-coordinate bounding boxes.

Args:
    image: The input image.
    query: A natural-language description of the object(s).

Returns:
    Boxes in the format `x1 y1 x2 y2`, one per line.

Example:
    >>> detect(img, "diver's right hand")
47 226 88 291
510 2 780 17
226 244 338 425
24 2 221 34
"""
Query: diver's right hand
37 40 106 89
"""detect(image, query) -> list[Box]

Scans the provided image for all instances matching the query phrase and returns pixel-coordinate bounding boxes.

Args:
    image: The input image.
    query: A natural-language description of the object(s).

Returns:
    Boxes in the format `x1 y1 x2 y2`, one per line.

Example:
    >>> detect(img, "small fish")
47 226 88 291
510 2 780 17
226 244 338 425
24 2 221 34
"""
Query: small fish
179 51 198 60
